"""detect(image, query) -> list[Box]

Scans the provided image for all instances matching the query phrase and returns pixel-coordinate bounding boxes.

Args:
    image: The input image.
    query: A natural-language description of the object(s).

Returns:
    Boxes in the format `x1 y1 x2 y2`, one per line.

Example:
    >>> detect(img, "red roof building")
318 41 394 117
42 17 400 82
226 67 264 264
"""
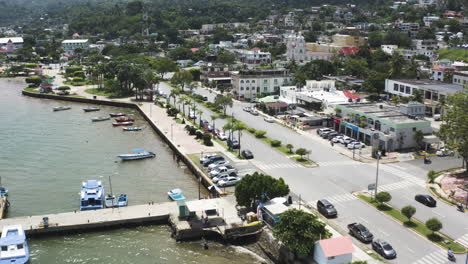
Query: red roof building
338 47 360 56
314 236 354 264
343 90 362 100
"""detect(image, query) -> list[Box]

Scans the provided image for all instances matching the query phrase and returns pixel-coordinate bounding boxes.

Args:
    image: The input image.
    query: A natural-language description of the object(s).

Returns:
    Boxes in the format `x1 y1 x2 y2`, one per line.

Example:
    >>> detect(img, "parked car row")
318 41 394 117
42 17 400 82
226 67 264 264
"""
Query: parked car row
318 128 366 149
348 222 396 259
199 154 241 187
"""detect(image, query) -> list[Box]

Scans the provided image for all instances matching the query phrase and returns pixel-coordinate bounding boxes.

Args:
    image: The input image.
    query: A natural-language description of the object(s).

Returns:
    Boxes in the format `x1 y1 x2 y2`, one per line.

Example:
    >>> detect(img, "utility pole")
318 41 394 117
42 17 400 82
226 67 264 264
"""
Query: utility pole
374 153 380 199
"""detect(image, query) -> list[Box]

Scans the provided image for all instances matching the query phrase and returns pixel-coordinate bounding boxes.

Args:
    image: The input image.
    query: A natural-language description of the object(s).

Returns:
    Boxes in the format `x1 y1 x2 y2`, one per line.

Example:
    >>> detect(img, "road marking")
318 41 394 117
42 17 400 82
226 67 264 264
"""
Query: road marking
252 161 302 171
407 247 415 253
379 164 426 187
412 250 448 264
377 229 390 237
318 160 363 167
455 233 468 248
358 217 369 224
432 211 446 218
311 193 358 205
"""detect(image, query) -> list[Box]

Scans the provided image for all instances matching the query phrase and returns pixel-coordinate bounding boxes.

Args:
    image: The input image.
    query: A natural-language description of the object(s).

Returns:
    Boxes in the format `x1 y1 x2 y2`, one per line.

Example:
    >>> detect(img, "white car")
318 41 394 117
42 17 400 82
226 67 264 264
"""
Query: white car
347 142 364 149
199 154 217 163
264 116 275 123
332 136 344 143
212 172 237 183
340 136 353 144
243 107 251 112
218 176 241 187
189 111 196 119
217 132 228 141
436 148 454 157
207 160 230 171
209 165 237 178
318 128 333 135
250 109 259 116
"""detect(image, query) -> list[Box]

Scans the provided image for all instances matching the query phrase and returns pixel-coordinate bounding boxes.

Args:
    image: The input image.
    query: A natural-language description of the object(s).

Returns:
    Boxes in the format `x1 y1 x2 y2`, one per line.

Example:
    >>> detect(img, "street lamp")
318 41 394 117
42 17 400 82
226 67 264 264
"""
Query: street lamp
171 124 174 141
374 152 381 199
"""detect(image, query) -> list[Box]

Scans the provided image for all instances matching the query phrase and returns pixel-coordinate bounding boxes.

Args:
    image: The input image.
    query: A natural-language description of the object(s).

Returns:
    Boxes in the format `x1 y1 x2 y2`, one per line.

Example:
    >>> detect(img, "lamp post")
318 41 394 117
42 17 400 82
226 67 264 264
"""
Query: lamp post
374 153 381 199
171 124 174 141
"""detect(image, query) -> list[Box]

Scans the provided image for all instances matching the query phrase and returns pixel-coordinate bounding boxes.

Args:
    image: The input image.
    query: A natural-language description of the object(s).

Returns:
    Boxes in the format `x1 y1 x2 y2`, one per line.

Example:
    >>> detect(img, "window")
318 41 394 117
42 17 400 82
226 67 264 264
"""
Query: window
390 127 395 132
264 87 268 91
394 84 398 91
1 246 6 251
264 80 267 83
399 85 404 92
246 87 249 90
240 80 244 83
405 86 411 94
240 87 244 90
375 120 381 131
17 244 23 249
252 80 255 83
246 80 250 83
413 127 416 131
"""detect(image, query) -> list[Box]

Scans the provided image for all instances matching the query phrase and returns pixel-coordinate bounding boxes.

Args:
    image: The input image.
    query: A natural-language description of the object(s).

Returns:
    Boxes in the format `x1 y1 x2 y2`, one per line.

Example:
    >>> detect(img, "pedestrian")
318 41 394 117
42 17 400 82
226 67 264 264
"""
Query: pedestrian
331 141 334 147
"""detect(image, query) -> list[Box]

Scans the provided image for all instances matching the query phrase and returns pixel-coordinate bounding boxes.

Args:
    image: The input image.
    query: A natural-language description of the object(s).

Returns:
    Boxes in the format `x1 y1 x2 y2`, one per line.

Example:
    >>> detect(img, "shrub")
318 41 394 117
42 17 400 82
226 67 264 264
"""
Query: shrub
65 66 83 76
57 86 70 91
296 148 309 159
72 77 84 82
375 192 392 204
425 218 442 234
25 76 42 86
286 144 294 153
203 133 213 146
184 125 191 131
195 130 203 139
271 140 282 147
189 126 197 135
427 170 437 183
255 130 267 138
73 71 85 78
401 205 416 222
248 127 256 133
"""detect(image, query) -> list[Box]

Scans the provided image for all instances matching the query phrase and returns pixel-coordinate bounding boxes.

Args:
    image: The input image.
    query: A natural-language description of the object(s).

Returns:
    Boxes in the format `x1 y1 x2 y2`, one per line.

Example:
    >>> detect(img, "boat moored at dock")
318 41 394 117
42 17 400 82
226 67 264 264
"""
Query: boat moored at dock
109 113 126 117
112 121 134 126
115 116 134 122
118 149 155 161
53 106 71 111
83 107 100 112
117 194 128 207
0 225 29 264
91 116 111 122
123 126 143 131
80 180 105 211
168 188 185 201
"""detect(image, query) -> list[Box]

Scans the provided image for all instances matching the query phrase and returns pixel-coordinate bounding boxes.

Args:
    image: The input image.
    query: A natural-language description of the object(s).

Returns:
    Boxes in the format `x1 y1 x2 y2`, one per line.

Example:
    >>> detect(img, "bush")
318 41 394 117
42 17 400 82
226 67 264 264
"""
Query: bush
24 63 37 69
248 127 256 133
184 125 191 131
203 133 213 146
72 77 84 82
25 76 42 86
57 86 70 91
401 205 416 222
255 130 267 138
271 140 282 147
286 144 294 153
425 218 442 234
375 192 392 204
189 126 197 135
65 66 83 76
195 130 203 139
427 170 437 183
73 71 85 78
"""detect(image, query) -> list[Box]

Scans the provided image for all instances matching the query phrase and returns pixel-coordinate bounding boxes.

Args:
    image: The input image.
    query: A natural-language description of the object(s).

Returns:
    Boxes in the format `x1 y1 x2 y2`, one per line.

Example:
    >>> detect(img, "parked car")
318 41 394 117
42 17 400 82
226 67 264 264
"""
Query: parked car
348 223 374 243
347 142 365 149
317 199 337 218
250 109 259 116
212 172 238 183
189 111 196 119
436 148 454 157
433 114 441 121
206 124 214 132
342 137 354 145
372 239 397 259
241 150 254 159
243 107 252 112
210 165 237 178
332 135 344 143
228 138 240 149
327 132 339 139
212 129 221 137
415 194 437 207
207 160 230 171
321 130 335 138
202 155 225 167
318 128 333 135
217 132 228 141
218 176 241 187
264 117 275 123
200 154 217 164
202 96 208 101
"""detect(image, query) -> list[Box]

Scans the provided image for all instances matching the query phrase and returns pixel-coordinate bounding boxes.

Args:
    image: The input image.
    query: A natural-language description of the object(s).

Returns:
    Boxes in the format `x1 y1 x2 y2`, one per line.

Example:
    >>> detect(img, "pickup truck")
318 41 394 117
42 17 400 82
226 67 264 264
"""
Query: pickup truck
348 223 374 243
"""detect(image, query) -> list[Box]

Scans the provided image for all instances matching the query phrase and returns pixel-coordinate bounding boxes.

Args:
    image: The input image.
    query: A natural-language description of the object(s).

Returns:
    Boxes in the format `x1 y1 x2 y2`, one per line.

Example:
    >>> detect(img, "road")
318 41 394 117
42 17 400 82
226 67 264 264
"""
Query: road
160 82 468 264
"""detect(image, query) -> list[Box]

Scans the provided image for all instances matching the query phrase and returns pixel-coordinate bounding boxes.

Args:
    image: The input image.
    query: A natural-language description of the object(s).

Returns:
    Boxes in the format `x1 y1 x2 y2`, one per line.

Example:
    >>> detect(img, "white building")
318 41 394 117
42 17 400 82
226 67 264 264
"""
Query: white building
234 48 271 67
381 45 398 55
286 33 333 63
61 39 89 55
313 236 354 264
423 16 440 27
0 37 23 50
231 69 292 100
452 71 468 86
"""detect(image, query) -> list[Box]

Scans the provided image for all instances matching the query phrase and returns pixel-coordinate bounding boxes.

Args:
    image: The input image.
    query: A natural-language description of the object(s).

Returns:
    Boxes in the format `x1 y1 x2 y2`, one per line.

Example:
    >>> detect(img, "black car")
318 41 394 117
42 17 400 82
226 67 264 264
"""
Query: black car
228 138 240 149
317 199 337 218
348 223 374 243
202 96 208 101
415 194 437 207
241 150 254 159
372 239 397 259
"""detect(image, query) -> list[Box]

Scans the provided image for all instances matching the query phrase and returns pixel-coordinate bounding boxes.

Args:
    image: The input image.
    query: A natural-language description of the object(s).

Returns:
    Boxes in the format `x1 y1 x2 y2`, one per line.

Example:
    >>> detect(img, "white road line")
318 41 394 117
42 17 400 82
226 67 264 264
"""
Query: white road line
455 233 468 247
432 211 446 218
358 217 369 224
377 229 390 237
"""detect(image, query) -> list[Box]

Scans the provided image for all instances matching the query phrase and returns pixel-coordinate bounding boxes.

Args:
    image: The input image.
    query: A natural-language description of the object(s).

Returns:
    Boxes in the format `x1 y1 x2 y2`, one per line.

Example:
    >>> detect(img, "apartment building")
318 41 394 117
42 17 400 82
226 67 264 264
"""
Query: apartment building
232 69 293 100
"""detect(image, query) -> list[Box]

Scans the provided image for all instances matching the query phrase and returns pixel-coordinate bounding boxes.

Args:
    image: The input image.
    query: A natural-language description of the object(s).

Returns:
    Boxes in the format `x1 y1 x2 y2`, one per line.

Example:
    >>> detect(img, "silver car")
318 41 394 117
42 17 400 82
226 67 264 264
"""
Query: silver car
372 239 396 259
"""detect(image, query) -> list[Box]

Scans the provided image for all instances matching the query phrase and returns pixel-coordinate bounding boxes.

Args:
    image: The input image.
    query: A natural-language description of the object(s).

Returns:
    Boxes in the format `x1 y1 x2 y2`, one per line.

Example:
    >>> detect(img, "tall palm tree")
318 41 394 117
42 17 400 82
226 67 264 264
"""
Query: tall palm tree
223 123 233 149
169 88 181 106
178 95 189 115
197 109 203 126
210 115 218 131
233 121 247 155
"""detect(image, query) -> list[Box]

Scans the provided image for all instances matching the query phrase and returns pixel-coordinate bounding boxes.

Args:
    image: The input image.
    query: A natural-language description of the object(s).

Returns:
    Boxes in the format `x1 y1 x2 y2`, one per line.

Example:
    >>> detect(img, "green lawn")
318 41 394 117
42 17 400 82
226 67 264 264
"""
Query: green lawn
23 87 39 93
292 156 314 166
84 88 130 98
358 194 466 253
437 49 468 61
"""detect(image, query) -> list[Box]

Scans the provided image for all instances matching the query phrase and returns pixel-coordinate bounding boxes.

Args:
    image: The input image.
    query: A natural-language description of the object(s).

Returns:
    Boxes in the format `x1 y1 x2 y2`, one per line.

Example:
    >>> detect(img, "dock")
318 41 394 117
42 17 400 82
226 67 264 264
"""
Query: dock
0 197 262 241
0 196 7 219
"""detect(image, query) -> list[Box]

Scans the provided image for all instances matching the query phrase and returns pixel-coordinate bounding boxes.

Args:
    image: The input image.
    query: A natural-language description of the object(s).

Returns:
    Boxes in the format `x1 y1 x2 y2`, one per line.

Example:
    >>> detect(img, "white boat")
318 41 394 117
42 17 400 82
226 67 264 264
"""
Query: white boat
80 180 104 211
118 149 155 161
105 194 116 208
92 116 111 122
168 188 186 201
117 194 128 207
0 225 29 264
53 106 71 111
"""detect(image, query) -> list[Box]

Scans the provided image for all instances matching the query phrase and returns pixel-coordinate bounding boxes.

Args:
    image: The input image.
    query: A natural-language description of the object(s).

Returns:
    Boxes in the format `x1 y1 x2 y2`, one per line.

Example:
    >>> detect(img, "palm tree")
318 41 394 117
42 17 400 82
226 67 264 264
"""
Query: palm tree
210 115 218 131
189 82 197 94
169 88 181 106
178 95 189 115
223 123 233 148
233 121 247 155
197 109 203 126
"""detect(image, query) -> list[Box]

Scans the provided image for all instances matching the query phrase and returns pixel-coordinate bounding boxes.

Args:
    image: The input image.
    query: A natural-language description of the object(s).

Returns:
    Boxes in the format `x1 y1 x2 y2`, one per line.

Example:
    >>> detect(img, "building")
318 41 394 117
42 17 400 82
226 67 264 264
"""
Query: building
413 39 437 51
334 102 433 151
385 79 465 114
398 23 420 37
313 236 354 264
332 34 366 47
61 39 89 56
423 16 440 27
0 37 23 51
231 69 292 100
431 66 455 82
453 71 468 86
381 45 398 55
200 62 232 86
200 22 249 33
234 48 271 66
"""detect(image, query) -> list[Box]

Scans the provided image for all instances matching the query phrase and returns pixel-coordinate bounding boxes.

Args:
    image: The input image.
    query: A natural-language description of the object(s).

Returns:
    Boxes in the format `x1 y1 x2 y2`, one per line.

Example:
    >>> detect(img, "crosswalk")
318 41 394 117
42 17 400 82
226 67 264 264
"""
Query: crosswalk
380 164 426 187
311 193 358 206
368 180 415 192
456 233 468 248
318 160 364 167
253 161 302 171
412 249 450 264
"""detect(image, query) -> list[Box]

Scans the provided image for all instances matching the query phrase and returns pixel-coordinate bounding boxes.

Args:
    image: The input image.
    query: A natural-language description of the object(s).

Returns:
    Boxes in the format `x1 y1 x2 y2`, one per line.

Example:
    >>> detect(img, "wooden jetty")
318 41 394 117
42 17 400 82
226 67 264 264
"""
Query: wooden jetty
0 197 262 241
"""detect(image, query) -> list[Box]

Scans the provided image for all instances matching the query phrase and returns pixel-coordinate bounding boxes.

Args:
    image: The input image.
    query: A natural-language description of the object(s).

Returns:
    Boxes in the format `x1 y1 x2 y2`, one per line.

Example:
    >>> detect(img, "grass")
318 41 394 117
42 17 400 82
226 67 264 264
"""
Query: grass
437 49 468 62
357 194 466 253
23 87 39 93
84 88 130 98
293 156 314 165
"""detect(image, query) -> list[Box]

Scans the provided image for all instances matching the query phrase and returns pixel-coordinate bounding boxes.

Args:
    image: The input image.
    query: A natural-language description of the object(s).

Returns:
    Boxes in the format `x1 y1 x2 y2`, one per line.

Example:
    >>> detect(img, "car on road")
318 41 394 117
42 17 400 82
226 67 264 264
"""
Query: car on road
415 194 437 207
212 172 238 183
207 160 230 171
250 109 259 116
210 165 237 178
348 223 374 243
347 142 365 149
332 135 344 143
217 132 228 141
321 130 335 138
372 239 396 259
341 136 354 145
189 111 196 119
241 150 254 159
243 107 252 112
264 116 275 123
218 176 241 187
317 199 337 218
228 138 240 149
318 128 333 136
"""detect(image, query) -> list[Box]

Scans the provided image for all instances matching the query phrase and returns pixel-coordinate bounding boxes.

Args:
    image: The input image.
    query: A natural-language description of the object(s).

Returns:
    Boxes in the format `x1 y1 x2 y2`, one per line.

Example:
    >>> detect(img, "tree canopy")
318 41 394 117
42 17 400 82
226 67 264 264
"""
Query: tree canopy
234 172 290 208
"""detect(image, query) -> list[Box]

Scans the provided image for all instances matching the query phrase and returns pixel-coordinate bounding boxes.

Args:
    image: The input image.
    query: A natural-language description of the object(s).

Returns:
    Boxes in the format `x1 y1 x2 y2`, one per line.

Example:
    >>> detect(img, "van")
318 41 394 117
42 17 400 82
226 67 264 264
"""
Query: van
433 114 441 121
317 199 337 218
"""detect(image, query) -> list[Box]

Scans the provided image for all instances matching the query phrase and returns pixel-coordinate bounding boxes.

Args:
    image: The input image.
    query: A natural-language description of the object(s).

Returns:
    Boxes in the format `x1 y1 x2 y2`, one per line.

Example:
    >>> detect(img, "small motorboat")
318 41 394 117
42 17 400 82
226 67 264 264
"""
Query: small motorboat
118 149 155 161
123 126 143 131
0 225 29 264
83 107 100 112
112 121 134 126
117 194 128 207
115 116 135 122
0 187 8 197
109 113 126 117
53 106 71 111
104 194 116 208
92 116 111 122
168 188 186 201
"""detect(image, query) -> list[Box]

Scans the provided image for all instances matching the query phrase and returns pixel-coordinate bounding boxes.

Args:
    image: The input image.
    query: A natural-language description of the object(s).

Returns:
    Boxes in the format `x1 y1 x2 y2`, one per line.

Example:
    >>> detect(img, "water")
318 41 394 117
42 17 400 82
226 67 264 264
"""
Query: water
0 79 262 263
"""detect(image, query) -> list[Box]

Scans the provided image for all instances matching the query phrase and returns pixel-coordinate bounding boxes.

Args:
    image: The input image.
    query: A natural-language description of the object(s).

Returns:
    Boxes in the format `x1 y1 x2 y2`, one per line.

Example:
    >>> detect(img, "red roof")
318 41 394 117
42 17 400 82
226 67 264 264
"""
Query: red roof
432 66 455 72
318 236 354 257
191 48 199 52
343 90 362 100
338 47 360 56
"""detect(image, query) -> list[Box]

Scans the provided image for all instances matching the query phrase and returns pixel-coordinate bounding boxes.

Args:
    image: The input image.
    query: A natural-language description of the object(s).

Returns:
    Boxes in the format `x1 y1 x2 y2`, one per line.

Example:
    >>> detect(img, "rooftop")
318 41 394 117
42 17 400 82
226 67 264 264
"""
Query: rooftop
0 37 23 44
340 102 428 124
318 236 354 257
390 79 464 94
62 39 89 44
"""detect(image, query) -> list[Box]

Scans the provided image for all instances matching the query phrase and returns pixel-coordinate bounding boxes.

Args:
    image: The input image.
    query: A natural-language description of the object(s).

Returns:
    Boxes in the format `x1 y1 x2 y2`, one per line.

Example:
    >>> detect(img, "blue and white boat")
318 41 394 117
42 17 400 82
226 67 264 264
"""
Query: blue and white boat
117 194 128 207
118 149 155 161
80 180 105 211
0 225 29 264
0 187 7 197
168 188 185 201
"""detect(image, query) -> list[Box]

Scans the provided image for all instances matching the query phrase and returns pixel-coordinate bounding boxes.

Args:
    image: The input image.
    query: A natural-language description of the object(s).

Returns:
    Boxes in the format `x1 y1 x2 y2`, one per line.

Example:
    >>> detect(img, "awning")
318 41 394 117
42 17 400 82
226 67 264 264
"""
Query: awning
423 135 440 144
185 199 218 212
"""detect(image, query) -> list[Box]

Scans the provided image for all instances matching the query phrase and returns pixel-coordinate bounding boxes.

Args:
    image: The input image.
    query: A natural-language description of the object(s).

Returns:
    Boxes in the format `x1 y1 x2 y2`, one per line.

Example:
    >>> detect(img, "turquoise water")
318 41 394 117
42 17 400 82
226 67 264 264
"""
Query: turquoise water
0 79 262 263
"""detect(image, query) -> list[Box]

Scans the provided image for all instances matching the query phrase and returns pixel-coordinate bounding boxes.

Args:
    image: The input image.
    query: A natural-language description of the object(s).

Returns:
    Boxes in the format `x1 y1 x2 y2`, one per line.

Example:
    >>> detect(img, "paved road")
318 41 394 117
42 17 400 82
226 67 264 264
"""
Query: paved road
160 83 468 263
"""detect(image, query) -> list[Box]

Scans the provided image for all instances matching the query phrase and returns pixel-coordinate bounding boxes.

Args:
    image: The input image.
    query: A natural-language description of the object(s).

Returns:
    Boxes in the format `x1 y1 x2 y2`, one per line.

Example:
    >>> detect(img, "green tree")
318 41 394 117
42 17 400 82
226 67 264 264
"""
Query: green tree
390 53 406 78
234 172 290 208
296 148 308 159
233 121 247 155
273 209 331 257
413 130 425 151
343 59 368 78
286 144 294 153
368 32 383 48
215 94 234 115
25 76 42 87
375 192 392 204
401 205 416 222
436 92 468 168
171 70 193 92
425 218 442 234
427 170 437 183
152 57 178 79
210 115 218 131
216 49 236 64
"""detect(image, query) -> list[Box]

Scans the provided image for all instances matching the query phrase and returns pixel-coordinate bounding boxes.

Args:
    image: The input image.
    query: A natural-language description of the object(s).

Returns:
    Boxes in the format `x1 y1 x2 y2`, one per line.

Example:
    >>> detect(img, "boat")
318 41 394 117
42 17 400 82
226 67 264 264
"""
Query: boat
83 107 100 112
0 187 8 197
117 194 128 207
112 121 134 126
104 194 116 208
115 116 135 122
53 106 71 111
118 149 155 161
109 113 126 117
0 225 29 264
123 126 143 131
92 116 111 122
168 188 186 201
80 180 105 211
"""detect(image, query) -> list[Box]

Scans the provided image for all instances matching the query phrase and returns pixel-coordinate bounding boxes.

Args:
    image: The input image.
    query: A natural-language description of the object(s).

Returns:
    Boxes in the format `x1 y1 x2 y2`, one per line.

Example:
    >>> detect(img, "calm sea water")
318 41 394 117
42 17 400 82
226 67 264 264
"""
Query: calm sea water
0 79 262 263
